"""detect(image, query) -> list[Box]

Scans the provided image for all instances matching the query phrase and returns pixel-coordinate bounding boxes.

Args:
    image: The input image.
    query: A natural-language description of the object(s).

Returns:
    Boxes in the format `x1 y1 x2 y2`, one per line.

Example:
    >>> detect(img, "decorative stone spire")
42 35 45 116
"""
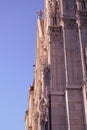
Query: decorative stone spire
37 10 43 19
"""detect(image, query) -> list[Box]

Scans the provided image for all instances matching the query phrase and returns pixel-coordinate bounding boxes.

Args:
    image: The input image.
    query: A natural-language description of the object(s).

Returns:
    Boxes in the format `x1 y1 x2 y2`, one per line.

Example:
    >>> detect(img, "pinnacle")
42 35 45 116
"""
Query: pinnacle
37 9 43 18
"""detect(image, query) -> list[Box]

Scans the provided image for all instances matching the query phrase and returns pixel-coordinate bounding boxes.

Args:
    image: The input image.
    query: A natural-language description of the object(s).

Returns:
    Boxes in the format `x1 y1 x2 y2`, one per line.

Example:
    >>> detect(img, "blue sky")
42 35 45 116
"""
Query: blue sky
0 0 43 130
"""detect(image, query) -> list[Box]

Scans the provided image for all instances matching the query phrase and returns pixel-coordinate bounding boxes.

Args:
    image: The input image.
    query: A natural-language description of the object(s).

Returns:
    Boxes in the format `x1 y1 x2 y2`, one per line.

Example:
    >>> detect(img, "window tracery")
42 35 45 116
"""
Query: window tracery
81 0 86 10
48 0 60 26
76 0 87 11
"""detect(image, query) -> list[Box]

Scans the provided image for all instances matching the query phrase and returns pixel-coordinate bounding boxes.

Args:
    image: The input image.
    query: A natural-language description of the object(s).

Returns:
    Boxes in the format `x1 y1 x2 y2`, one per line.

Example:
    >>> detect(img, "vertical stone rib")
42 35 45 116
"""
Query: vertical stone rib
78 22 87 130
63 25 68 87
63 25 70 130
65 90 70 130
78 23 86 81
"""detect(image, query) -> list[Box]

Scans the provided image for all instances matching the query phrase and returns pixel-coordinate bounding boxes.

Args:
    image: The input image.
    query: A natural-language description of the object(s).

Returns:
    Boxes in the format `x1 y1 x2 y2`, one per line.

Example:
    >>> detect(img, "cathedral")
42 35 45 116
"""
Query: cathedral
25 0 87 130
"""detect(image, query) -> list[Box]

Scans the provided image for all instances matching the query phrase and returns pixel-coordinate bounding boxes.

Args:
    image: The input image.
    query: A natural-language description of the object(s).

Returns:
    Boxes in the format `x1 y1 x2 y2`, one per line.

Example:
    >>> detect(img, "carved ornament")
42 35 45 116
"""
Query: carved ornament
48 26 62 41
39 97 48 124
76 10 87 20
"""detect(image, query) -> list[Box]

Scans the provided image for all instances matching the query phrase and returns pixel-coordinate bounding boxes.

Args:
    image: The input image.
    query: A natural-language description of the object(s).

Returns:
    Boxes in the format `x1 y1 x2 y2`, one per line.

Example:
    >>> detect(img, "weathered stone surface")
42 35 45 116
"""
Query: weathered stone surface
25 0 87 130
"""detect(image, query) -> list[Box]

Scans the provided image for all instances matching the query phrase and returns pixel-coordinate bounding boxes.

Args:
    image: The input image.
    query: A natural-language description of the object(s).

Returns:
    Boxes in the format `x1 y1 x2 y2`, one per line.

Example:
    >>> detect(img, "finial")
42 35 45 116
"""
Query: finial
37 10 43 18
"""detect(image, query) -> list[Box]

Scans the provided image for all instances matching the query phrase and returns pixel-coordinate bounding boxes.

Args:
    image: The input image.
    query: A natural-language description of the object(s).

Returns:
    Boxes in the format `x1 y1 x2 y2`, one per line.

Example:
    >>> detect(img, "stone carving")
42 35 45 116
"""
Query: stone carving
53 0 60 26
43 65 50 86
76 0 87 11
48 0 60 26
39 97 48 125
43 66 50 79
48 26 62 41
76 0 87 19
49 0 60 12
76 10 87 19
25 0 87 130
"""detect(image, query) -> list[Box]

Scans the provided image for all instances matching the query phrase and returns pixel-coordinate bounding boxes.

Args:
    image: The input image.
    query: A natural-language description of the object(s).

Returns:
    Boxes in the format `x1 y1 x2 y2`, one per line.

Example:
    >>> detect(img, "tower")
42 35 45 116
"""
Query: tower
25 0 87 130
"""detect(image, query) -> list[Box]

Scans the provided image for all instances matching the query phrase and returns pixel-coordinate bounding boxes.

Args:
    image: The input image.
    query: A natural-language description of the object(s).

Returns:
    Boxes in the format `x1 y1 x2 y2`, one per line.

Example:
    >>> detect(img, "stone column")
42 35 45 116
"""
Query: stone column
78 21 87 130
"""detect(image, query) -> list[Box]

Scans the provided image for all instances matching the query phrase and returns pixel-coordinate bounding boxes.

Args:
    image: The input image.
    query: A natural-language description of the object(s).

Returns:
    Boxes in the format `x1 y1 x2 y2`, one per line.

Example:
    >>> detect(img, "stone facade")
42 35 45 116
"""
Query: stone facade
25 0 87 130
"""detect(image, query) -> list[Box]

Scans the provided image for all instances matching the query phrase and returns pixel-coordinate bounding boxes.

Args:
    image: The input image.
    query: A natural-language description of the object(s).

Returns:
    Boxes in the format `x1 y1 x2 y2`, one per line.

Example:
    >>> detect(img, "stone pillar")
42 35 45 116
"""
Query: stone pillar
78 22 87 130
32 113 38 130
